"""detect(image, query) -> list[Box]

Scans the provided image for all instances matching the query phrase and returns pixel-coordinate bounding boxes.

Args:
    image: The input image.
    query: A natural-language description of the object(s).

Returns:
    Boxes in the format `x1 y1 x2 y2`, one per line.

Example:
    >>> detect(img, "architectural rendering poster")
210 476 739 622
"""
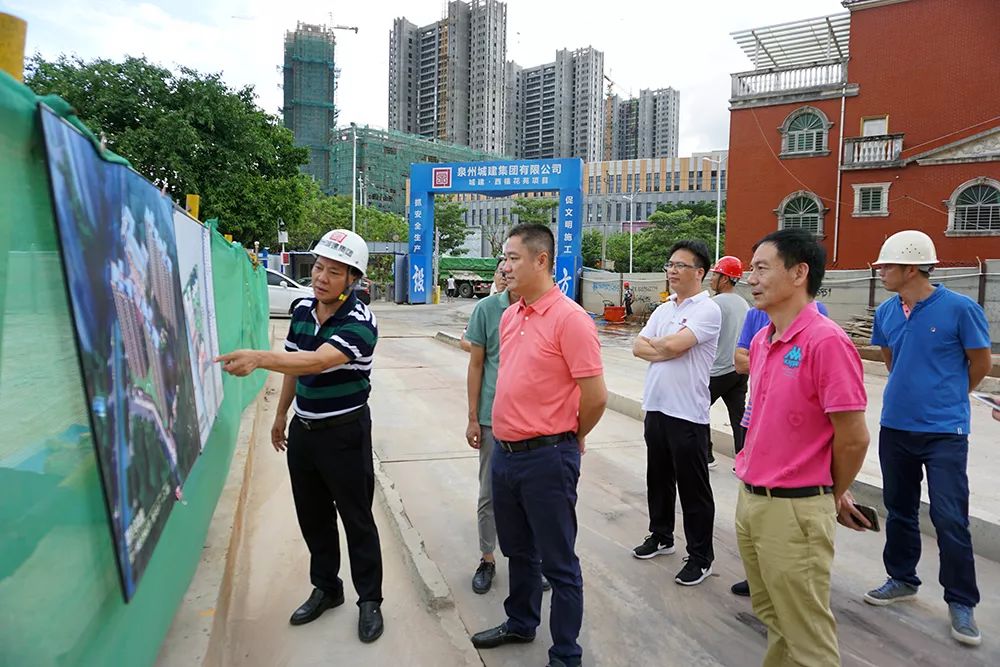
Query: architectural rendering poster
39 105 202 600
173 210 223 449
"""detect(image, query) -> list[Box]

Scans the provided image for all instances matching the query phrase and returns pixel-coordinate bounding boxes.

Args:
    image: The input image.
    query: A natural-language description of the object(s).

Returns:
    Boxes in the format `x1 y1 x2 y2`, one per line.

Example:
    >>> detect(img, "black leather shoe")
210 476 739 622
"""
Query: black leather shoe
731 580 750 597
289 588 344 626
358 601 384 643
472 559 496 594
471 623 535 649
547 658 581 667
541 574 552 592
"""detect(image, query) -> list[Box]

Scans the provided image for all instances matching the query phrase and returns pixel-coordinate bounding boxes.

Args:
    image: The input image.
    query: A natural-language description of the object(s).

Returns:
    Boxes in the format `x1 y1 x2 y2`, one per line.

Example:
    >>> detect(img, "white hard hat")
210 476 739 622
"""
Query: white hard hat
872 230 939 266
313 229 369 277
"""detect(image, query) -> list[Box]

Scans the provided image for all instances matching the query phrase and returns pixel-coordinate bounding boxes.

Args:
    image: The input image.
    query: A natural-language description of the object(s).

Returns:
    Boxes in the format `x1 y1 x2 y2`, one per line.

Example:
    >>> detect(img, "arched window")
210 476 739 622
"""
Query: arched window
779 107 832 157
775 191 825 236
946 178 1000 236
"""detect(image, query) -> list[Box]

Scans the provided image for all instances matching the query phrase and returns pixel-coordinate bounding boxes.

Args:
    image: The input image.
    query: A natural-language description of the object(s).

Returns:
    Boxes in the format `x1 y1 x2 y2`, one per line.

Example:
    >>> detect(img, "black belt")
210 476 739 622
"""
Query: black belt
293 407 365 431
497 432 575 453
743 483 833 499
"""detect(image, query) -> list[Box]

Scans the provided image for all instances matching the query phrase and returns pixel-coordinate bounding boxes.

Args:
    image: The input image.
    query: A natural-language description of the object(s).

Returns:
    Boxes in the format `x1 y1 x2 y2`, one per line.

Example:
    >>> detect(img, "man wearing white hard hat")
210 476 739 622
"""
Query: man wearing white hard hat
864 230 992 647
217 229 385 643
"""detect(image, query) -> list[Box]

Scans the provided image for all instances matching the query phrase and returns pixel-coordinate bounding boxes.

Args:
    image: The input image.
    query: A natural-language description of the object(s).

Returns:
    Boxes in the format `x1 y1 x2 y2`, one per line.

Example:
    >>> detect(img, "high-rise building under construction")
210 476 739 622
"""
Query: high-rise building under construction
283 23 338 192
388 0 507 155
605 88 680 160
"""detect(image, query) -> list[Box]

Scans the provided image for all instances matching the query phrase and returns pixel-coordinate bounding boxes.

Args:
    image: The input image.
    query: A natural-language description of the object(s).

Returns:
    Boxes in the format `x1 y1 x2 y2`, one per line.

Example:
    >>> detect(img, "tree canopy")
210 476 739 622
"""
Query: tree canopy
433 197 473 256
510 196 558 225
25 54 315 245
582 205 726 272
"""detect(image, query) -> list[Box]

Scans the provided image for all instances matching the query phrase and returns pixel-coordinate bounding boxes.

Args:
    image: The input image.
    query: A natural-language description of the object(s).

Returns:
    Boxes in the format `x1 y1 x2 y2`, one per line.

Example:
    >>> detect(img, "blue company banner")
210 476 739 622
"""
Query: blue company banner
408 158 584 303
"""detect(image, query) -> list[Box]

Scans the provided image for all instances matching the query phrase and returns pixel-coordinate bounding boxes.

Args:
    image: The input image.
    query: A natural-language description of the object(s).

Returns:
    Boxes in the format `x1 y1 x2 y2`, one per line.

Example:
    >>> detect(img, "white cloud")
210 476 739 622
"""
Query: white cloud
11 0 847 153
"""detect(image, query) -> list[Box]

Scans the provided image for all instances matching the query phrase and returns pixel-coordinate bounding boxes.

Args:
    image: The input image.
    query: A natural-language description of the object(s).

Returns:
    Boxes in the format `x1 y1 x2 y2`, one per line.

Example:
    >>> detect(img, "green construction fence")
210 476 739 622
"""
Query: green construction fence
0 70 269 665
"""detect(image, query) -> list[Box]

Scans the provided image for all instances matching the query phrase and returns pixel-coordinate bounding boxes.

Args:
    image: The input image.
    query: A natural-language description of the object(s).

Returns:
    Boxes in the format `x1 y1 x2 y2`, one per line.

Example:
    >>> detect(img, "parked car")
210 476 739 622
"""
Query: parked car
266 268 313 316
353 277 372 305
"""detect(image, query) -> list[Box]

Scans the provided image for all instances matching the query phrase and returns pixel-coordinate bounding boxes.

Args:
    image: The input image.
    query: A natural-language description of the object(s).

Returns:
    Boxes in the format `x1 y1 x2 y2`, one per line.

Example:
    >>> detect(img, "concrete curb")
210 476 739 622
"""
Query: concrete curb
157 389 266 667
372 455 455 611
433 329 1000 563
202 390 265 666
435 330 464 348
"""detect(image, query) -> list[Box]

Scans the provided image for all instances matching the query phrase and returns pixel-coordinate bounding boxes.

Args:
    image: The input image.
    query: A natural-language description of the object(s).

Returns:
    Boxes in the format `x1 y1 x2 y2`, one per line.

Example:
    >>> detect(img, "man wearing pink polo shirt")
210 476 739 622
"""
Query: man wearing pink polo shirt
735 229 871 667
470 224 607 667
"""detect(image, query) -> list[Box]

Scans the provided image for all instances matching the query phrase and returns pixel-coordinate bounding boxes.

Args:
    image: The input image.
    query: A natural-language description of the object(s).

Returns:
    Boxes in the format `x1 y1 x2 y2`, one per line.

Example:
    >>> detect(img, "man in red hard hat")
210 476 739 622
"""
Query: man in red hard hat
706 256 750 467
623 281 634 318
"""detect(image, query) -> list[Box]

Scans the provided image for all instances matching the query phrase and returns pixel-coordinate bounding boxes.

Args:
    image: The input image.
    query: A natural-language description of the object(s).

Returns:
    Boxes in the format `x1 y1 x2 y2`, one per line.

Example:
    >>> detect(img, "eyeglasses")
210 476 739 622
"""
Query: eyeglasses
663 261 698 271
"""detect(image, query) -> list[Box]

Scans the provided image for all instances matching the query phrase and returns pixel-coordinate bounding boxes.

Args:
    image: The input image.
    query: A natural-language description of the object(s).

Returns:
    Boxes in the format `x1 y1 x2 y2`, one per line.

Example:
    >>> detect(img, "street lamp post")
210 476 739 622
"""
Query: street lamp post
277 217 288 275
702 155 727 263
620 190 641 274
350 122 358 233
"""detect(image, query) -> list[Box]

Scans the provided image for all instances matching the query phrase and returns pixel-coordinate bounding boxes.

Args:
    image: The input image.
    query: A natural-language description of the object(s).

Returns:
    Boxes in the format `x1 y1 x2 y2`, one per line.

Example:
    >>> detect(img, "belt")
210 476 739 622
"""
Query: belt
497 432 575 453
743 483 833 499
293 407 365 431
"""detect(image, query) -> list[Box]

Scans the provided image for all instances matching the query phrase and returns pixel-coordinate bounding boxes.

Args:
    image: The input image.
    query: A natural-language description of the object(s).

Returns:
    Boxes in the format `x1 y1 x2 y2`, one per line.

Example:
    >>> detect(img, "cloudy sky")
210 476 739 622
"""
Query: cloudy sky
8 0 847 155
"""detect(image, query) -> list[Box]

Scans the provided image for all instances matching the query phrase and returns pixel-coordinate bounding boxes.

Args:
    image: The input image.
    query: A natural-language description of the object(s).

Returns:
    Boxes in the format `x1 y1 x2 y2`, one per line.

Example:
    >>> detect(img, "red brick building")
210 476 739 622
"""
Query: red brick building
726 0 1000 268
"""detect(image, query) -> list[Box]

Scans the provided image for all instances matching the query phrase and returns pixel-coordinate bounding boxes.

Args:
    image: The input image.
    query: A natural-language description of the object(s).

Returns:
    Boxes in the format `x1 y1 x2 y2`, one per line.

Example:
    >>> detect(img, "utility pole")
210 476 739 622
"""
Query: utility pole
350 122 357 232
702 155 727 263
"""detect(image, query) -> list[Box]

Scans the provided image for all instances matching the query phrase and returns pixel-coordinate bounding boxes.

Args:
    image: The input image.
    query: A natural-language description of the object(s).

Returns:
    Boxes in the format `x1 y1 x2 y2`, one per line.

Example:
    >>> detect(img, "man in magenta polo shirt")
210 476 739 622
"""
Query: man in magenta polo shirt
470 224 607 667
735 229 871 667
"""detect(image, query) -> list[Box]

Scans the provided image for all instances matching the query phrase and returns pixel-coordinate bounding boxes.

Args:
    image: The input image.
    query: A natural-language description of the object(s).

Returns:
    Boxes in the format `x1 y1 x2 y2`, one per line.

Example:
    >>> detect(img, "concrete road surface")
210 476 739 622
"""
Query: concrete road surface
367 302 1000 667
208 366 479 666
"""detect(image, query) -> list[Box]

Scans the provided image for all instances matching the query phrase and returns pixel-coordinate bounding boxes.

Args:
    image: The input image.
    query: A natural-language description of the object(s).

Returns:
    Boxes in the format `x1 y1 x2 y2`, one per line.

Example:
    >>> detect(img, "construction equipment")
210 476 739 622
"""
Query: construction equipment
328 13 359 33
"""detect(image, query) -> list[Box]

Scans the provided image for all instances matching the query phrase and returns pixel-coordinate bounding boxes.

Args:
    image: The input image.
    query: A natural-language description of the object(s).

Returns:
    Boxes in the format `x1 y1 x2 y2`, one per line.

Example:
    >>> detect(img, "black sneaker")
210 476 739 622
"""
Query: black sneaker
632 534 676 559
675 558 712 586
731 579 750 597
472 559 496 594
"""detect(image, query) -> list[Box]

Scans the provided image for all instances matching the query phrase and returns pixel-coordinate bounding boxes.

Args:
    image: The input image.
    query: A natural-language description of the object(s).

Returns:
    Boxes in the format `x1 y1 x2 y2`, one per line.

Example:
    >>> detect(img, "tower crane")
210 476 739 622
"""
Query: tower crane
328 13 359 33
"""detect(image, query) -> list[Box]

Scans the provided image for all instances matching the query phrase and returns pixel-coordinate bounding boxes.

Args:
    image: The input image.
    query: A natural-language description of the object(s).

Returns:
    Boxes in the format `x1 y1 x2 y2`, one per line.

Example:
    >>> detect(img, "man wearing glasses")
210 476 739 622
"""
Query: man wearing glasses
631 240 721 586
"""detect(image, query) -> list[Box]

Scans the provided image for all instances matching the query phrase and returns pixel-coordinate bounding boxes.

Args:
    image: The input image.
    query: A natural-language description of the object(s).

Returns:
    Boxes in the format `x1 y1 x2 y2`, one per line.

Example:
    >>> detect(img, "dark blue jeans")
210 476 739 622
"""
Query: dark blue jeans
879 426 979 607
492 437 583 665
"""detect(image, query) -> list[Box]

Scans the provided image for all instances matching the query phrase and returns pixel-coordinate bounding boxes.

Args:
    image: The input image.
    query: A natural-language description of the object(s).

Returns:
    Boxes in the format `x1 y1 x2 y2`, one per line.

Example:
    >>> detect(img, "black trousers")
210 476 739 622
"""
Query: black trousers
286 406 383 603
644 411 715 567
708 371 748 457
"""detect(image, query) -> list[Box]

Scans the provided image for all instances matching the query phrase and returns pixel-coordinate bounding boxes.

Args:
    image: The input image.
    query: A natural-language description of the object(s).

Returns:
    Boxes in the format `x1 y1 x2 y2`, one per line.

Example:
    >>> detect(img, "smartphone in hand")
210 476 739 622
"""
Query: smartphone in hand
854 503 881 532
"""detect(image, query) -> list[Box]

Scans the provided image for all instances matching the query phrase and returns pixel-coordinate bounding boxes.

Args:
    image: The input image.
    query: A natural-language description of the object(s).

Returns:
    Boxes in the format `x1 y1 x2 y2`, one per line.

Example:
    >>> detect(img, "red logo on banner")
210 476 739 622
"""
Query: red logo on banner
432 168 452 188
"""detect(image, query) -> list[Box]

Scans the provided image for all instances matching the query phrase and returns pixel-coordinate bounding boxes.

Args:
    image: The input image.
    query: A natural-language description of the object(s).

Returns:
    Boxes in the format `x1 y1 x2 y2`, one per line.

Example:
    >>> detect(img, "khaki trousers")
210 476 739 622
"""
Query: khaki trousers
735 485 839 667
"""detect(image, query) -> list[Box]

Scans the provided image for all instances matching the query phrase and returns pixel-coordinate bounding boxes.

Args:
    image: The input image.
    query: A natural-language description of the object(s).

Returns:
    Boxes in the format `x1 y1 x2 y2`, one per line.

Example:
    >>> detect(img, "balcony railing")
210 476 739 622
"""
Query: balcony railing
731 59 847 101
842 133 904 168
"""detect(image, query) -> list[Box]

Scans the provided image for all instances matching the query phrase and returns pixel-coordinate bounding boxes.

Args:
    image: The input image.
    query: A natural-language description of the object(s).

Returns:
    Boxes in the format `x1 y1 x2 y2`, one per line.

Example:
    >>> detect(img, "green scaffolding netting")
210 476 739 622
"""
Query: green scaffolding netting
0 69 269 666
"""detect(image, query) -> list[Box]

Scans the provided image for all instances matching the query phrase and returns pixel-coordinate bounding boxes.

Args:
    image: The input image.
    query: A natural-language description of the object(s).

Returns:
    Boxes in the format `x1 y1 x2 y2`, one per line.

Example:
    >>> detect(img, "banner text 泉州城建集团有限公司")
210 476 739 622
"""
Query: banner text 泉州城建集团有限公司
406 158 584 303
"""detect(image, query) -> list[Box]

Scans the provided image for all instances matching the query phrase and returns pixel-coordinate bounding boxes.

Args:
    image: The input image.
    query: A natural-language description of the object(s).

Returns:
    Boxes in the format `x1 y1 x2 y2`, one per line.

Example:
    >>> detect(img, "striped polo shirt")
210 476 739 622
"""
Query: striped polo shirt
284 294 378 419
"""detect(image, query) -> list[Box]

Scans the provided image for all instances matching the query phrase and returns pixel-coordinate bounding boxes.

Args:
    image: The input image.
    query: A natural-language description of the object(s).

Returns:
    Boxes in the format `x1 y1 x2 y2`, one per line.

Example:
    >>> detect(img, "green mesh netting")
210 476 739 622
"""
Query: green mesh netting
0 69 268 666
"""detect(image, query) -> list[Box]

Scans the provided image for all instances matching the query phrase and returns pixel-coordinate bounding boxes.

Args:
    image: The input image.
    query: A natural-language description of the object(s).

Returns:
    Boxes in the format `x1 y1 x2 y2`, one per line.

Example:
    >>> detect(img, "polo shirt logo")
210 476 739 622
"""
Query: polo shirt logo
783 345 803 369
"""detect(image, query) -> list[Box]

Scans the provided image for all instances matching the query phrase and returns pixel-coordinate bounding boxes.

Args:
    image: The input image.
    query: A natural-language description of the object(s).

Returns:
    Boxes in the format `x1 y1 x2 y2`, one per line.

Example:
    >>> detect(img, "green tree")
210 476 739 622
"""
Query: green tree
25 54 309 245
482 212 511 258
292 190 408 251
433 196 472 256
653 200 724 219
582 229 603 267
510 196 558 225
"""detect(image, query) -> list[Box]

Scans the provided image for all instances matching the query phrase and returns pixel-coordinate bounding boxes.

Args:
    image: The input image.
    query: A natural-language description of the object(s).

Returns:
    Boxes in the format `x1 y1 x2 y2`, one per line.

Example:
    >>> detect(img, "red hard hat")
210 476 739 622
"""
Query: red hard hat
623 281 630 287
710 256 743 279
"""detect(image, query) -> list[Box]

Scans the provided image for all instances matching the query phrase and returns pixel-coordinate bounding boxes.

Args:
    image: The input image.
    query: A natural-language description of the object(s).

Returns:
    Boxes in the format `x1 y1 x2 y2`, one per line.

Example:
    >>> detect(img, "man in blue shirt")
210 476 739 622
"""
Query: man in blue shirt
863 230 992 648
